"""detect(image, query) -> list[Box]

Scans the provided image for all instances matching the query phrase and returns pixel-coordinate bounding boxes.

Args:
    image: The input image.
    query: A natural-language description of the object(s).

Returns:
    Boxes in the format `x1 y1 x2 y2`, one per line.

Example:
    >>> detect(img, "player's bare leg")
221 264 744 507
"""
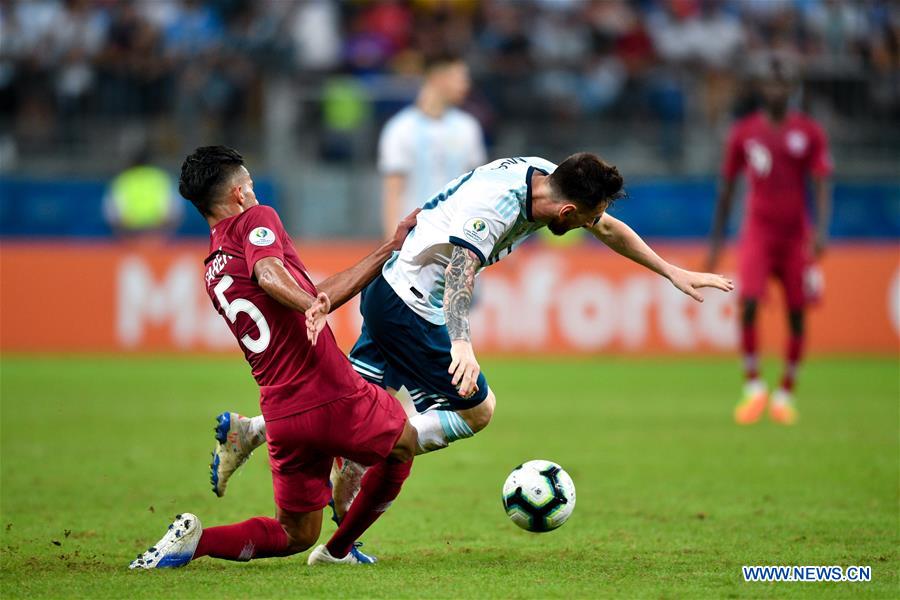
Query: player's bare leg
735 300 768 424
770 309 803 425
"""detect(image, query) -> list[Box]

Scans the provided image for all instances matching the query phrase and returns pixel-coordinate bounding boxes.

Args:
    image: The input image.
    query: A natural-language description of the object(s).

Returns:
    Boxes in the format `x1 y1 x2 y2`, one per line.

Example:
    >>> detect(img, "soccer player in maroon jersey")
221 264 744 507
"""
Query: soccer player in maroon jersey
130 146 420 568
707 58 833 426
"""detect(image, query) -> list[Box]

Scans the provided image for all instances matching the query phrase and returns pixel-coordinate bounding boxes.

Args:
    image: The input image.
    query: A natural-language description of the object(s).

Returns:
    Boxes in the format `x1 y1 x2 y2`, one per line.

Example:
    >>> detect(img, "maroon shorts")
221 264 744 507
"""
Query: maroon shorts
739 227 811 310
265 382 407 513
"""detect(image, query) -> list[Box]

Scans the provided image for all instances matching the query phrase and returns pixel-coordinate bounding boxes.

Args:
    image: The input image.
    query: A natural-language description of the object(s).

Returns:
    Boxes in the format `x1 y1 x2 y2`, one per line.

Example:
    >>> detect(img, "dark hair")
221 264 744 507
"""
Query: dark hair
548 152 625 210
423 51 464 74
179 145 245 216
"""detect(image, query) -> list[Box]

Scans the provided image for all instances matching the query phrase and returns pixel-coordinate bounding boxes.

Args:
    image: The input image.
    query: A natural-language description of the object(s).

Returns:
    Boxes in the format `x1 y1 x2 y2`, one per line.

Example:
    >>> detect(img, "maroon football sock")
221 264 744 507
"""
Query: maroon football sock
193 517 290 561
780 334 804 392
741 321 759 381
326 458 413 558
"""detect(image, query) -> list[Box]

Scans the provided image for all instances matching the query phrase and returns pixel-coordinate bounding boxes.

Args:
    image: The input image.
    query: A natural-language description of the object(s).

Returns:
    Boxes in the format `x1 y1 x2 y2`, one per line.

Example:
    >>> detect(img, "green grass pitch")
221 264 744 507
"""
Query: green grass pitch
1 355 897 598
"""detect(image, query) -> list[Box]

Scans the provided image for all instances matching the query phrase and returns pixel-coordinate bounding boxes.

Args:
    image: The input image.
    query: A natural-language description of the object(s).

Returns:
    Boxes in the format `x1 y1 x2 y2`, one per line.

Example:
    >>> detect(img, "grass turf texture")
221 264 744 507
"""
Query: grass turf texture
1 355 897 599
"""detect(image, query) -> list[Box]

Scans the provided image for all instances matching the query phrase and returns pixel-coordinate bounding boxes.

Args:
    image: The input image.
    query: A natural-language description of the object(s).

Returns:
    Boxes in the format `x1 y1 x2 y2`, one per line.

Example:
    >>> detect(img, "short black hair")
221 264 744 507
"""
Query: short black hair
423 51 464 74
179 145 245 217
548 152 625 210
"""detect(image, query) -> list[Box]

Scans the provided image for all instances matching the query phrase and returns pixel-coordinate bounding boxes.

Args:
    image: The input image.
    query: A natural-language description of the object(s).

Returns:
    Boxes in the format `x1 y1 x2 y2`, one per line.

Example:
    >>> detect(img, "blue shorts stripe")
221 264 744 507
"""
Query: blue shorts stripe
352 364 383 380
349 357 384 375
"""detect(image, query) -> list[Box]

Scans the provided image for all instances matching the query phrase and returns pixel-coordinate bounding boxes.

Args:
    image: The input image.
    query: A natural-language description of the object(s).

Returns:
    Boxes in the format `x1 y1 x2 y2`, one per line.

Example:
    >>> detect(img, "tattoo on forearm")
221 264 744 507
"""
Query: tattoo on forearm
444 246 478 342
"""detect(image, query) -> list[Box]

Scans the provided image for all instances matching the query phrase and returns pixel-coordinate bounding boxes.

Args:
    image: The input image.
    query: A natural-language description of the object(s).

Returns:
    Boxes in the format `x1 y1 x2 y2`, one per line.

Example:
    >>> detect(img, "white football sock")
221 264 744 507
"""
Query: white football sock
409 410 474 455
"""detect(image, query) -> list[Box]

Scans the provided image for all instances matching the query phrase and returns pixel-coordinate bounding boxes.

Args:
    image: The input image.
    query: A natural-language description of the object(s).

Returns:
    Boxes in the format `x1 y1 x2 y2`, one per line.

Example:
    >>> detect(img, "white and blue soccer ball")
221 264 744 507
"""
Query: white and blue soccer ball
502 460 576 532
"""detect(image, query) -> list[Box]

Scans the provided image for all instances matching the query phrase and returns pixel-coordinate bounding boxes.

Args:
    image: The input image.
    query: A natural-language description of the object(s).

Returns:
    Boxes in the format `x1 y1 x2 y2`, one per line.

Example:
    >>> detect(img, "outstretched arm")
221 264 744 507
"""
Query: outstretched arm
316 244 393 312
306 209 420 346
588 213 734 302
316 209 420 312
444 245 480 398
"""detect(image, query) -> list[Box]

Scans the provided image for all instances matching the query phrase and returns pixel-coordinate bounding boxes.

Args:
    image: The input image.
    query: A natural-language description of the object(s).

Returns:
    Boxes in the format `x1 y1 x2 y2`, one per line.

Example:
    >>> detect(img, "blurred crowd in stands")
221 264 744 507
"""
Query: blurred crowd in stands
1 0 897 166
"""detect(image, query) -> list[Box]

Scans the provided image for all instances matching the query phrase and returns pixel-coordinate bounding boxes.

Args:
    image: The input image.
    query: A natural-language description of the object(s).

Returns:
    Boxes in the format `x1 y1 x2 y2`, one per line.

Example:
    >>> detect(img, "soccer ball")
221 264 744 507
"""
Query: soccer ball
502 460 576 532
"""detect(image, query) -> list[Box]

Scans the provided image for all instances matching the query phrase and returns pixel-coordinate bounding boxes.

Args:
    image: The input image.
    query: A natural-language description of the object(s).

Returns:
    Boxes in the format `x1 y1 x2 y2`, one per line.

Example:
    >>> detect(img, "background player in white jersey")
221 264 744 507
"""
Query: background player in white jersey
213 153 733 522
378 52 486 238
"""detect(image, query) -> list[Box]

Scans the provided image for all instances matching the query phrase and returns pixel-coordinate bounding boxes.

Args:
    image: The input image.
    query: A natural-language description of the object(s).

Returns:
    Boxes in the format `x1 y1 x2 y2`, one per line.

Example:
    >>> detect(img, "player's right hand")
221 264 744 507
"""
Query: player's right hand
305 292 331 346
449 339 480 399
390 208 421 250
668 267 734 302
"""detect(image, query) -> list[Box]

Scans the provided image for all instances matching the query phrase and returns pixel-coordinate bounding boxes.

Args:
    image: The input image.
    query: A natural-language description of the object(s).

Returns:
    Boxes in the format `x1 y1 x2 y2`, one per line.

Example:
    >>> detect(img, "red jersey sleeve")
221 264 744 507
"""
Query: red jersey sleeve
808 121 833 178
239 205 287 278
721 124 744 181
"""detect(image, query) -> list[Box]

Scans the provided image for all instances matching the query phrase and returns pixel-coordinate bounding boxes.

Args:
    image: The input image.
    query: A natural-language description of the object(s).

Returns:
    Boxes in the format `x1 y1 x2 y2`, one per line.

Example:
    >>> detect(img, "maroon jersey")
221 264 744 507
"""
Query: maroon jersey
722 111 832 233
204 204 365 421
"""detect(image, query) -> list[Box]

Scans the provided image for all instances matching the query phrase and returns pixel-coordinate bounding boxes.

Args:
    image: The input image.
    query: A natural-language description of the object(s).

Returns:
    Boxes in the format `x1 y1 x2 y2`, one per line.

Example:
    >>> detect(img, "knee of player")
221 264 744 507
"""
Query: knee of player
466 389 496 434
279 522 318 553
390 421 418 462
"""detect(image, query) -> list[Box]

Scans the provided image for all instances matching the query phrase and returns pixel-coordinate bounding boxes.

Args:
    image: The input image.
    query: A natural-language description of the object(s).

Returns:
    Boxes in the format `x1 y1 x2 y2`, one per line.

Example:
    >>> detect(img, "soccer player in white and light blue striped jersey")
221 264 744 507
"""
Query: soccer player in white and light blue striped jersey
378 53 485 238
211 153 734 527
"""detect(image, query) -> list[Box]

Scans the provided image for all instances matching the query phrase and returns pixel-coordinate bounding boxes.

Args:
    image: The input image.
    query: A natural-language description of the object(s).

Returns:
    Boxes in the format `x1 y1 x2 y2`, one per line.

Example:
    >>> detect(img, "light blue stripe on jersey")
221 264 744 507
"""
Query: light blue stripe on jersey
496 194 520 219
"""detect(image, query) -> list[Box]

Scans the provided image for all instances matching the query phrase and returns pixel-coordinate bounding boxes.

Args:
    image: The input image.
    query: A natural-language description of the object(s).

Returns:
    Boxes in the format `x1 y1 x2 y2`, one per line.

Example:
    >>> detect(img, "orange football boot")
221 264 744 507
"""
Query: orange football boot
734 380 768 425
769 389 798 425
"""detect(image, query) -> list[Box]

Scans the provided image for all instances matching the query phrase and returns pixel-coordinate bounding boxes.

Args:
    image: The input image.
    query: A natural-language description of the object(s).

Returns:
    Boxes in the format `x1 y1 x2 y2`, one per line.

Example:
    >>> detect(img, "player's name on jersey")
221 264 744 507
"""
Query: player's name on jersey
205 252 233 286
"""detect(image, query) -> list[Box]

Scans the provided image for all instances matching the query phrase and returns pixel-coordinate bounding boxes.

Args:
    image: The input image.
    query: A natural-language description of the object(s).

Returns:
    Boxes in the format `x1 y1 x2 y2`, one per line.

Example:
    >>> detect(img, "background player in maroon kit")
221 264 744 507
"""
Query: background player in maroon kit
707 58 833 426
130 146 419 568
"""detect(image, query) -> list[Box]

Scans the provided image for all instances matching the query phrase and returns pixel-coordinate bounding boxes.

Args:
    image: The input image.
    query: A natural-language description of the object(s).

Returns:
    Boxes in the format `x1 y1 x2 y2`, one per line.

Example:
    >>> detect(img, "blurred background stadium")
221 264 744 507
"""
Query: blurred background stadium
1 0 897 355
0 1 898 596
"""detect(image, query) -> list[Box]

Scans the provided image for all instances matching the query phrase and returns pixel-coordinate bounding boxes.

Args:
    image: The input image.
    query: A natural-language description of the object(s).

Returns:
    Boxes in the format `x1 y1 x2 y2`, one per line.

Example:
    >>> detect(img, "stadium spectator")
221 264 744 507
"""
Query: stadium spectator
0 0 895 172
103 147 181 238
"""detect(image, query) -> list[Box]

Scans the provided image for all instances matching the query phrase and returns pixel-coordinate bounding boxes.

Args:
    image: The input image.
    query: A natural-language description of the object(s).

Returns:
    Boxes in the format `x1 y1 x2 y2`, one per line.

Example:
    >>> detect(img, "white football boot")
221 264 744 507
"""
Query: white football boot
211 412 264 497
129 513 202 569
329 458 367 523
307 542 377 565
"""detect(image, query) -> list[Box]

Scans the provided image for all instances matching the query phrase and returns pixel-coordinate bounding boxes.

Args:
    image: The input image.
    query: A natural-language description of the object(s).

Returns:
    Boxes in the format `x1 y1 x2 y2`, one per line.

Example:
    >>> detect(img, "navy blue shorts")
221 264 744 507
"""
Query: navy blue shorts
348 275 489 413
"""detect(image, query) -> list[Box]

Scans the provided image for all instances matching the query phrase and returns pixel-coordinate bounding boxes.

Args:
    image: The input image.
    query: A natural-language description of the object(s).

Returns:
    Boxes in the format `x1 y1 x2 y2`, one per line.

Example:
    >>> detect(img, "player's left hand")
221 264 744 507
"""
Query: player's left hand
390 208 421 250
305 292 331 346
667 266 734 302
449 340 480 399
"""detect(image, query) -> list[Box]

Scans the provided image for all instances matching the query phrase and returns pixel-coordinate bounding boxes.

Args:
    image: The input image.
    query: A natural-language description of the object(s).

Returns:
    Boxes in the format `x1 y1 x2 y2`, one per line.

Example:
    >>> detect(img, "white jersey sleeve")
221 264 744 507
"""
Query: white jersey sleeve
448 192 516 265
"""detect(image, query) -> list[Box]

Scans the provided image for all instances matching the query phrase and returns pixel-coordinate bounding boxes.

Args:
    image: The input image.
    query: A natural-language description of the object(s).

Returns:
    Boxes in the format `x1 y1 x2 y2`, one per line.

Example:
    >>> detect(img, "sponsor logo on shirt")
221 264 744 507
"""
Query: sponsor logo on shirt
786 130 808 156
249 227 276 247
463 217 489 243
745 139 772 177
